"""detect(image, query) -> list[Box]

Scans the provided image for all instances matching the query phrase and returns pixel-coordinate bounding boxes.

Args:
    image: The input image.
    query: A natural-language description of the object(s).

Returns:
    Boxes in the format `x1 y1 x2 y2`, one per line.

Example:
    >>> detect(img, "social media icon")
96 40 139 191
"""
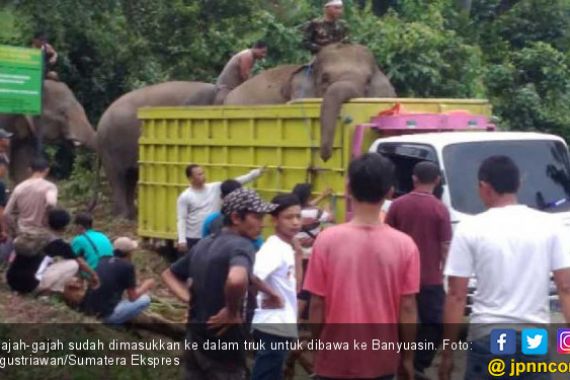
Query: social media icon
522 329 548 355
557 328 570 354
490 329 516 355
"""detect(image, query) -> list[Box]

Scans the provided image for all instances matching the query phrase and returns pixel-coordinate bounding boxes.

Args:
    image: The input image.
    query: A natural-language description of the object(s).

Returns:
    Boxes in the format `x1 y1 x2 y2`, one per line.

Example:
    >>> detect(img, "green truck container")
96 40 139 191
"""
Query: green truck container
137 98 493 241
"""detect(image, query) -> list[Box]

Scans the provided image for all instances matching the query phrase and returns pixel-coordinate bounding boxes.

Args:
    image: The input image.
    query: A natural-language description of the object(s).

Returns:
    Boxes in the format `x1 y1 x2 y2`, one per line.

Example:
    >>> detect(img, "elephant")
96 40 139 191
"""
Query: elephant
96 81 217 219
225 43 397 161
0 79 96 183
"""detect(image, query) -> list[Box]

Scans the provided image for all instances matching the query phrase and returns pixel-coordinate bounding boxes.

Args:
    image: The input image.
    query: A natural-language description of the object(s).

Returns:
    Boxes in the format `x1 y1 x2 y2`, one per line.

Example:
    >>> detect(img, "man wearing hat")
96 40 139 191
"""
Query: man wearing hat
302 0 349 54
80 237 155 325
162 188 277 380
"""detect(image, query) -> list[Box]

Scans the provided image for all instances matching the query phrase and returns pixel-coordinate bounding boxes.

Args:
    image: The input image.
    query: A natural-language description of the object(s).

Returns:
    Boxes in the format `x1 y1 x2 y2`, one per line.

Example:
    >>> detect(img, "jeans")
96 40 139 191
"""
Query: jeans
465 335 550 380
104 294 151 325
251 330 292 380
415 284 445 373
186 238 200 252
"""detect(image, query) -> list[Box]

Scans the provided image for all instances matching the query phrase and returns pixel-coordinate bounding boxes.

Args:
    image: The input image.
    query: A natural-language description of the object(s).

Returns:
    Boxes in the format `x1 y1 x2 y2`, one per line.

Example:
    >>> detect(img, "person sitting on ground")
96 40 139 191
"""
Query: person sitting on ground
214 41 268 104
71 213 113 270
202 179 264 250
5 157 58 233
80 237 155 325
6 208 99 294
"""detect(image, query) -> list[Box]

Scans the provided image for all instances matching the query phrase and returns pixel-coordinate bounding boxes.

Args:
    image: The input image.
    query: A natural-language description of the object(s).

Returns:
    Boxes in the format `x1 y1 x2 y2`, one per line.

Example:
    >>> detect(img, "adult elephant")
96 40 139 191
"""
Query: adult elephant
96 81 216 219
225 43 396 161
0 79 96 183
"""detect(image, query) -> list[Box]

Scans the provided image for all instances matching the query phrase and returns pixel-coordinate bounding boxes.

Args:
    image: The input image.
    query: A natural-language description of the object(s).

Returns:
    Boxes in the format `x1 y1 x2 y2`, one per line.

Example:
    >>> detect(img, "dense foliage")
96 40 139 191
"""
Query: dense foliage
2 0 570 138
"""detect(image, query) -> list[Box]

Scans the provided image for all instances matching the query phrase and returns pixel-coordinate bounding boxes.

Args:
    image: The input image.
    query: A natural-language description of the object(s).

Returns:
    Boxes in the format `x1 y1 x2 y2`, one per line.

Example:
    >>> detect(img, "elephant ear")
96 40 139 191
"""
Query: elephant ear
366 69 397 98
281 65 315 100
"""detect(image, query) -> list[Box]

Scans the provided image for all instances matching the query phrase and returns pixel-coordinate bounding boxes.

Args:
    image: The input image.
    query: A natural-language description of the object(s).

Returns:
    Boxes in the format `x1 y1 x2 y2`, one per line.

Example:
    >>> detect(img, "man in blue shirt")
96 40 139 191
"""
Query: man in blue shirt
71 213 113 270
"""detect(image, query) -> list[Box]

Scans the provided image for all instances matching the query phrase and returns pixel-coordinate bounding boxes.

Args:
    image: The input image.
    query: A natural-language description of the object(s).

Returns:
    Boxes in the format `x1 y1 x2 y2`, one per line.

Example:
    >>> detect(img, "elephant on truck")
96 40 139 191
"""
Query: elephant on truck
0 79 96 183
96 81 216 219
225 43 397 161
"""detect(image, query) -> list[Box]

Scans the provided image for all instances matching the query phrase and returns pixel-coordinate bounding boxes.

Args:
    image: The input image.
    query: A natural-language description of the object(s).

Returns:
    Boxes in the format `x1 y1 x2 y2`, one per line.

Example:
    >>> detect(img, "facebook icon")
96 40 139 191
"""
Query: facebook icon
490 329 517 355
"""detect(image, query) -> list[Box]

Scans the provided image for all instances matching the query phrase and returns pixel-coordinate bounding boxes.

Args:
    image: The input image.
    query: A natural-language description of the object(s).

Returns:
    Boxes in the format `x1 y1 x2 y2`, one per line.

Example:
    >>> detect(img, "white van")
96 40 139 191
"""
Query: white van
370 131 570 312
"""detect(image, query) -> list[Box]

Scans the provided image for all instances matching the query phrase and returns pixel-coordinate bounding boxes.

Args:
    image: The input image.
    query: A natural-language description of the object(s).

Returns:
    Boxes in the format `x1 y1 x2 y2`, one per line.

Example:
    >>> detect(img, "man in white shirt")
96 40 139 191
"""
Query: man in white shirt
176 164 265 253
251 194 303 380
440 155 570 380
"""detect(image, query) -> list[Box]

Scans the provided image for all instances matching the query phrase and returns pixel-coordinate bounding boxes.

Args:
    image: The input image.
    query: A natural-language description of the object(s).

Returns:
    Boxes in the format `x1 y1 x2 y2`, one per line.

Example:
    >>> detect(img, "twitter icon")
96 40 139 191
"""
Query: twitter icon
522 329 548 355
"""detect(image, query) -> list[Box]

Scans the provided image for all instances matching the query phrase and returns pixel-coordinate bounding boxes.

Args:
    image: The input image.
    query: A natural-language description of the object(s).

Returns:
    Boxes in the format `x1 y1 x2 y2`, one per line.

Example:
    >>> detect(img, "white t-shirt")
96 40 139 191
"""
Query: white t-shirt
252 235 298 338
176 169 262 242
444 205 570 333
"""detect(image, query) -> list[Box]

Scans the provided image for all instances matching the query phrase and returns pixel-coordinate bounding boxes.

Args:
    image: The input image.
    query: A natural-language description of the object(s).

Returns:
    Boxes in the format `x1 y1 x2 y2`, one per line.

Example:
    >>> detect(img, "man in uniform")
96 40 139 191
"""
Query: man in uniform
302 0 349 55
214 41 268 104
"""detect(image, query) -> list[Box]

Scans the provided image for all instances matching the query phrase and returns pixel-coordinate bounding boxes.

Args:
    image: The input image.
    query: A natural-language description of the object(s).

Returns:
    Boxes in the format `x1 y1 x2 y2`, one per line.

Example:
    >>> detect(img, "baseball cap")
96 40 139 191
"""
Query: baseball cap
222 188 278 216
0 129 13 139
113 237 139 253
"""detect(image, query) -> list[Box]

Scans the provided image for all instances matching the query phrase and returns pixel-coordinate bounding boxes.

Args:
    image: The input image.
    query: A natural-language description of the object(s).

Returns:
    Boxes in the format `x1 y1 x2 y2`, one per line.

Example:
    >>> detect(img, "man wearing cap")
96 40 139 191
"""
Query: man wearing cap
80 237 155 325
162 188 277 380
302 0 349 54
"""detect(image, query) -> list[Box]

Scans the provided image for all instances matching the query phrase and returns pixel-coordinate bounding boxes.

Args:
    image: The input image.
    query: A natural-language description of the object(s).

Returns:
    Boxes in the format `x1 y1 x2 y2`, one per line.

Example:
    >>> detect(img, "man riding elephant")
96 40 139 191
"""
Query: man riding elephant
32 32 59 81
302 0 349 54
214 41 268 104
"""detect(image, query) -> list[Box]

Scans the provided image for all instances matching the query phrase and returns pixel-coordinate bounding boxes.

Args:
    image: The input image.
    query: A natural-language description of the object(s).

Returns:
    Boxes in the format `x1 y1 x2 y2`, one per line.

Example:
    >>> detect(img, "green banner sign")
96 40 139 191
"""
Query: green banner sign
0 45 43 115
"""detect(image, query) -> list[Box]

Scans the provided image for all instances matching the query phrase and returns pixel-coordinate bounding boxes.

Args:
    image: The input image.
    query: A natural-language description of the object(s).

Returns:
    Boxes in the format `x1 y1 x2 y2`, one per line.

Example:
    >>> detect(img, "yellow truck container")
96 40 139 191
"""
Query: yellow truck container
137 98 492 241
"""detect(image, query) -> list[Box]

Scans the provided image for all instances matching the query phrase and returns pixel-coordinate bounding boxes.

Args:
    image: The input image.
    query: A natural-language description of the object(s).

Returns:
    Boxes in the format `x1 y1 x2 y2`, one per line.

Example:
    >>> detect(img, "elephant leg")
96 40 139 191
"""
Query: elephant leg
214 86 230 105
104 161 130 218
125 167 139 220
9 140 36 184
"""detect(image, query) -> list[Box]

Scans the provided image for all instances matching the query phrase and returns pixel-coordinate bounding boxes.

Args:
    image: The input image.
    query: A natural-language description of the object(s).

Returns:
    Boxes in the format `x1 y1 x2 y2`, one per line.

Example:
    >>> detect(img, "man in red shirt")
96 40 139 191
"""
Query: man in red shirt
304 153 420 380
385 161 451 379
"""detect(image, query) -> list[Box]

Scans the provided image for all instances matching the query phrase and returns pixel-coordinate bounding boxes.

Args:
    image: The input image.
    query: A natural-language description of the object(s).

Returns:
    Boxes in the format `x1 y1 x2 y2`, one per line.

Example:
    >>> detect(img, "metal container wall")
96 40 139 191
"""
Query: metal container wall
137 98 492 240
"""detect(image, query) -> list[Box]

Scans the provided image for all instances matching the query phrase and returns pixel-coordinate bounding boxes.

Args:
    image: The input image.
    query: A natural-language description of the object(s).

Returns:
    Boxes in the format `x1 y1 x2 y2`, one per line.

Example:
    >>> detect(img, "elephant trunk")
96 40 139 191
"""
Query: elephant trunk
70 106 97 150
320 81 364 161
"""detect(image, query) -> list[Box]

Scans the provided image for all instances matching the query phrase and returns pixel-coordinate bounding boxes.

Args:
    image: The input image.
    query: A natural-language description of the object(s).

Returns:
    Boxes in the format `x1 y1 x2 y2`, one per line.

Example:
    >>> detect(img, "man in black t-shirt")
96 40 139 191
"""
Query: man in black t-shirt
162 188 277 380
81 237 155 325
6 208 98 293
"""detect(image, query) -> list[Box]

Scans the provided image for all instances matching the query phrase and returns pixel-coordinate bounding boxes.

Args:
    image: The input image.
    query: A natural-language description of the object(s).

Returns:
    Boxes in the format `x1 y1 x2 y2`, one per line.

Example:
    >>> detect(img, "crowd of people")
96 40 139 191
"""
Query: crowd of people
0 151 154 325
3 137 570 380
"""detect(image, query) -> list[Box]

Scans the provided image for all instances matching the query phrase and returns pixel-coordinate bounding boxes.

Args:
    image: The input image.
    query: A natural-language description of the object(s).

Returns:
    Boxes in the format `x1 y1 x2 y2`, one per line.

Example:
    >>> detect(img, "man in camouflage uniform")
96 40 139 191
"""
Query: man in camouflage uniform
302 0 349 54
